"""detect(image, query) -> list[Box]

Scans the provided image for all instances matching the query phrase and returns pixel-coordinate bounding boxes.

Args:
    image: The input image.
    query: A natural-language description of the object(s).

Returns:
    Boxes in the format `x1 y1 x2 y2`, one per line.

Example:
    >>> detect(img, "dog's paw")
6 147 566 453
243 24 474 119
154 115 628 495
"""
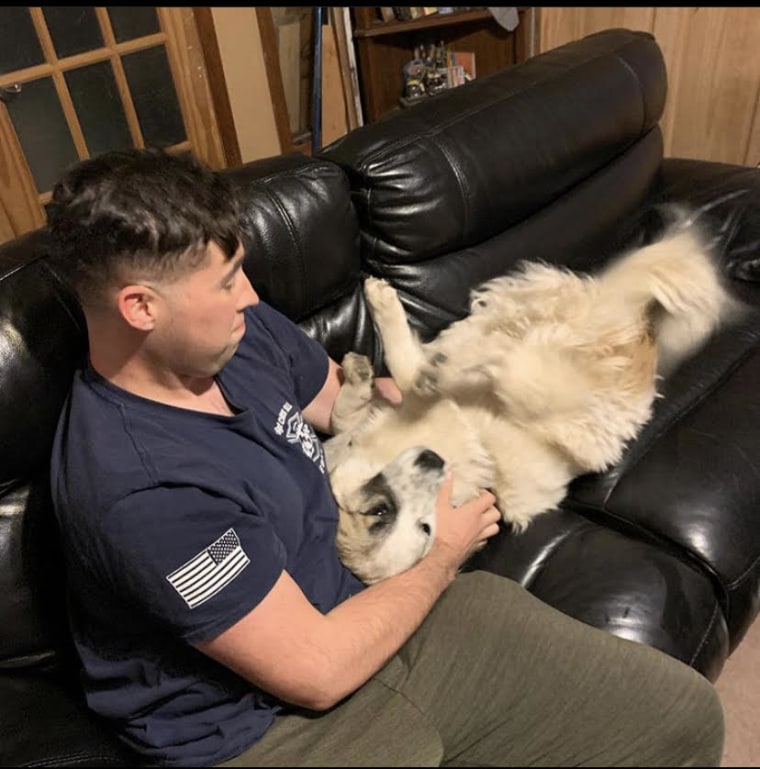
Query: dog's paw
412 353 448 397
341 351 374 385
364 277 400 315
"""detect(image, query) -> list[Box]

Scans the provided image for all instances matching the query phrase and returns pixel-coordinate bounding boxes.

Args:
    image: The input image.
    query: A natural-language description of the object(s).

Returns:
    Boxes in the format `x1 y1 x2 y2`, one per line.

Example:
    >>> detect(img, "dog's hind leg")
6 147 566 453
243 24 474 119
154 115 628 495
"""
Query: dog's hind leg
331 352 378 434
364 277 428 393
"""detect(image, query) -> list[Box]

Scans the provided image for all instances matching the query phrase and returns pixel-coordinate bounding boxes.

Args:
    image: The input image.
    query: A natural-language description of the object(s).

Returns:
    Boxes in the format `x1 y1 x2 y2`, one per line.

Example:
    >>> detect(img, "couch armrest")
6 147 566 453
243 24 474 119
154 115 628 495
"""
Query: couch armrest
0 673 139 767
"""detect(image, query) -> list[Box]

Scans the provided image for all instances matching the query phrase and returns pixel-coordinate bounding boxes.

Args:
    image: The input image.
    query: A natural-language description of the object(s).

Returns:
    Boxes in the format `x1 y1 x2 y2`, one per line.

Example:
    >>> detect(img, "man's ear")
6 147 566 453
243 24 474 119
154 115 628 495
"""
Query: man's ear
116 284 159 331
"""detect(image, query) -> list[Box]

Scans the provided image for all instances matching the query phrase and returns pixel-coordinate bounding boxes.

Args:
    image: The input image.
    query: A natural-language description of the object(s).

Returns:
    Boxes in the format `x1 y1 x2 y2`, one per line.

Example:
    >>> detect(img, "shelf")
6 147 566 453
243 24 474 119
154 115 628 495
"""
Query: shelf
350 6 532 124
353 9 494 39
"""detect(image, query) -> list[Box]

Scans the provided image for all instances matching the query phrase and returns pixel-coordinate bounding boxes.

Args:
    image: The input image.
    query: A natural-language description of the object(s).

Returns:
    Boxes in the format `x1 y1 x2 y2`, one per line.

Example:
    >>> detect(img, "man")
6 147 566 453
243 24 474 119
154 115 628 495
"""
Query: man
48 147 724 768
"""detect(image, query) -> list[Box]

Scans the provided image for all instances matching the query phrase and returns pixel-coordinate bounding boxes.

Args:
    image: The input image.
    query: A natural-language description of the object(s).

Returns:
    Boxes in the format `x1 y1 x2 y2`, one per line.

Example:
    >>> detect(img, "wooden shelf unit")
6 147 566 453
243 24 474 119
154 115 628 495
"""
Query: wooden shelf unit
351 7 532 123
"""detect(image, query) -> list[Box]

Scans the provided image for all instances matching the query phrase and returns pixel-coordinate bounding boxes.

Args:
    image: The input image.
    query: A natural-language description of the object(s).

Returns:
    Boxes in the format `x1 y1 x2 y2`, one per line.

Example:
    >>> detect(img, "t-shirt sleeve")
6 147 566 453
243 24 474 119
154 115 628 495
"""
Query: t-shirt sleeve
96 486 286 645
254 302 329 408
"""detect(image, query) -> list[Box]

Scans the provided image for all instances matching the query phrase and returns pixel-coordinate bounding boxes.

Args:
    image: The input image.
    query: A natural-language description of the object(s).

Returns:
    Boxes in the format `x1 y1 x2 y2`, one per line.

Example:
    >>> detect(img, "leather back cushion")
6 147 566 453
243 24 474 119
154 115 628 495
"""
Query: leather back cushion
0 234 87 673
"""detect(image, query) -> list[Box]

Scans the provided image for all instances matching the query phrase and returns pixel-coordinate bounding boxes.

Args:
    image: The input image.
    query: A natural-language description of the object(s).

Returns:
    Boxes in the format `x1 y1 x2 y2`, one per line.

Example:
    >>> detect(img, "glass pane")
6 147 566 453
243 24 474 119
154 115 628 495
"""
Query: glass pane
121 45 185 147
42 7 104 59
107 7 160 43
5 77 79 194
65 61 132 156
0 8 45 75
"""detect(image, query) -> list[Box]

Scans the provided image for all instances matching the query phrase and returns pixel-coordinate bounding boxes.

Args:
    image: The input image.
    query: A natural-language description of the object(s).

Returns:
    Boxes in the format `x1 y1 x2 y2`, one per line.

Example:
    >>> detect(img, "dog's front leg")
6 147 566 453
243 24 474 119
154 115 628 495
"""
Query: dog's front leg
364 278 427 393
331 352 378 434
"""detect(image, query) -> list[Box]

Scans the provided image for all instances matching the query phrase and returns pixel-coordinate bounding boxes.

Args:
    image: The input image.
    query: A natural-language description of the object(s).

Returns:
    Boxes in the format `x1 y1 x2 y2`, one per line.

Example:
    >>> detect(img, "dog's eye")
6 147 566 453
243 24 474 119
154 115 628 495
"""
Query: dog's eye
365 504 388 517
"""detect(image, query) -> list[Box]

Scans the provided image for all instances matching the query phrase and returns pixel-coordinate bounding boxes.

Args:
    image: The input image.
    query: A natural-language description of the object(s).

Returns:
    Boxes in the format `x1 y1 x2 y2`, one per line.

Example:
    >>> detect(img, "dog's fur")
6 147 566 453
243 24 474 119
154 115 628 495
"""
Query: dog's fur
324 213 735 584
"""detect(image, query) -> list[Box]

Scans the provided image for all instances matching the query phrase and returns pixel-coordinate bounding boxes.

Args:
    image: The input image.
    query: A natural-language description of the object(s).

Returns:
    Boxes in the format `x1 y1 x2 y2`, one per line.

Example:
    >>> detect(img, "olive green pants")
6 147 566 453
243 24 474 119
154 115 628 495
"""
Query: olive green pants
219 571 724 767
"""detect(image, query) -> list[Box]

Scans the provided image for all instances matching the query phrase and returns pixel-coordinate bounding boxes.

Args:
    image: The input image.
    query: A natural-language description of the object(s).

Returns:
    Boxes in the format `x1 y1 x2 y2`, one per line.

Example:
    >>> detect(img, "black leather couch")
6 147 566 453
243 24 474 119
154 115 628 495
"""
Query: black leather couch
3 28 760 767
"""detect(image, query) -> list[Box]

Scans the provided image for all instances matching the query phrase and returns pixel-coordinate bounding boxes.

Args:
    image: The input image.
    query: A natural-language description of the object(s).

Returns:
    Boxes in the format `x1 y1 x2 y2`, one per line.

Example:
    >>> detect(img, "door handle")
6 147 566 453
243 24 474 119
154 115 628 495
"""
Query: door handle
0 84 22 103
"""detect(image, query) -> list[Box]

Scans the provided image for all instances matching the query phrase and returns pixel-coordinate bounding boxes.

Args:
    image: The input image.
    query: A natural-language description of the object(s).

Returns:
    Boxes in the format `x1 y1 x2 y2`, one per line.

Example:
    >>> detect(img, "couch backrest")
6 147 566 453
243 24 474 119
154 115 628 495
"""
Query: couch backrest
0 230 87 678
320 28 667 343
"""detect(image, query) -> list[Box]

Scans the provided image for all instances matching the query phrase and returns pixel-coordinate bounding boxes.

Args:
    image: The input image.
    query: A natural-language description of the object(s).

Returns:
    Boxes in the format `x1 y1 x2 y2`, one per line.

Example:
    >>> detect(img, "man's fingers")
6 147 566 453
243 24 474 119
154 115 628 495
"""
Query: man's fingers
474 490 496 511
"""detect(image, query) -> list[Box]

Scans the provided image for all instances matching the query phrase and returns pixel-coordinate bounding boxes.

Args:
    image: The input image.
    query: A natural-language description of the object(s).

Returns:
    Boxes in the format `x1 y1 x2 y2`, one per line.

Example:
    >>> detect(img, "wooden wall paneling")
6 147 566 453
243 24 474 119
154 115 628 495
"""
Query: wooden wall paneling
0 201 14 244
539 7 760 167
539 7 654 52
746 98 760 167
653 7 760 165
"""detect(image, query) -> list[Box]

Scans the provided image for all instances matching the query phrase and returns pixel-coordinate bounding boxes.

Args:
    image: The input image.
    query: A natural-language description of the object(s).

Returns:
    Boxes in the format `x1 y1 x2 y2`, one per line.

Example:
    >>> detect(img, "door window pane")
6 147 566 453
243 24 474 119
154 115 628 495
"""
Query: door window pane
42 7 104 59
121 46 185 147
65 62 132 156
107 7 160 43
0 8 45 74
5 77 79 193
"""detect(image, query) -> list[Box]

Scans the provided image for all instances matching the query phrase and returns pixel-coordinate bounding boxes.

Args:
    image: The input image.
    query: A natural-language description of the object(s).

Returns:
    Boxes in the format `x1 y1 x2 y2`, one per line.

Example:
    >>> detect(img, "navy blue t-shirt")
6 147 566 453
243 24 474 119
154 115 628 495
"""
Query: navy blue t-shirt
50 301 366 767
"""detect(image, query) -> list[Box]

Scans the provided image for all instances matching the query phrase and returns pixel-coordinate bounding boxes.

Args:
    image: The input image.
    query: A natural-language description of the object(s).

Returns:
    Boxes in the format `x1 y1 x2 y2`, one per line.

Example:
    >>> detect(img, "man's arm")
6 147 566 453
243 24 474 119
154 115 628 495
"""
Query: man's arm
195 476 499 711
302 356 402 434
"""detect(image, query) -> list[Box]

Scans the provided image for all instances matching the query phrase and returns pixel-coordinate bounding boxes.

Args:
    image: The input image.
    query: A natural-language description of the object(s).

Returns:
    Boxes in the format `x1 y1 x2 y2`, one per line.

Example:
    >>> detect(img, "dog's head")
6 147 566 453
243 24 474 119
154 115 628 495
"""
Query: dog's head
329 445 447 584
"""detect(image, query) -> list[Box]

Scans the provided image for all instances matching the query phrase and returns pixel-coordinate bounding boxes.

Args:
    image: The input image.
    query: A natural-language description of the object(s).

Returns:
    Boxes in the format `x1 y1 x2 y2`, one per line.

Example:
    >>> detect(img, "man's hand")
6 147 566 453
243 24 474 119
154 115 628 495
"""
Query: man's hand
430 472 500 574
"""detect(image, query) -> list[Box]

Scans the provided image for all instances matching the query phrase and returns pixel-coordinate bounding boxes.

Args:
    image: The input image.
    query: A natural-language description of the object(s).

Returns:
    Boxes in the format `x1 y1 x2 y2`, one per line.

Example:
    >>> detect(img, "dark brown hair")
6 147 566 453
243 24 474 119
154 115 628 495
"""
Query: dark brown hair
47 147 240 305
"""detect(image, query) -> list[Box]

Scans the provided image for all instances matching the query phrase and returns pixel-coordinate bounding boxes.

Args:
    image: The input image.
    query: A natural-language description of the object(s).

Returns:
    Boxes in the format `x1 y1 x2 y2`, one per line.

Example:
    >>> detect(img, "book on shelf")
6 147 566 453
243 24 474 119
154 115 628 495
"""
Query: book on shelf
447 50 476 80
378 7 396 22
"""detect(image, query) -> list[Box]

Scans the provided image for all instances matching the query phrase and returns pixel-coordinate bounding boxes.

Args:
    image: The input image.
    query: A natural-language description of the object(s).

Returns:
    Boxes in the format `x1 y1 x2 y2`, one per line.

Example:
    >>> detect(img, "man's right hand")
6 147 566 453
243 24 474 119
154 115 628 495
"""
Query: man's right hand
430 472 500 575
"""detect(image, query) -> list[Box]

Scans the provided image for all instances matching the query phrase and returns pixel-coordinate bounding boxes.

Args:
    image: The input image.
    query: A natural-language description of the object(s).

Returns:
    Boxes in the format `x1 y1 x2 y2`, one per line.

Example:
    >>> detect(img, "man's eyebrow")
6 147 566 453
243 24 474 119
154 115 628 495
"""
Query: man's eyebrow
221 254 245 283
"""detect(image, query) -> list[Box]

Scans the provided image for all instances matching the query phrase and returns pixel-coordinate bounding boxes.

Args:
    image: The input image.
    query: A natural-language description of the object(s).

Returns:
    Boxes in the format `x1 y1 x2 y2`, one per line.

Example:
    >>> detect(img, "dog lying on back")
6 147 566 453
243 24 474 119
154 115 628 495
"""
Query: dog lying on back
323 212 735 584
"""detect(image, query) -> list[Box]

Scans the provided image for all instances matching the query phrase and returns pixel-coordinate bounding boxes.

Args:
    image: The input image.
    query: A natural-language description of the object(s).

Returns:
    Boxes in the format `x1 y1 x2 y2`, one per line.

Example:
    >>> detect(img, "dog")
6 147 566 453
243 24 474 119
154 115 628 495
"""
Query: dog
323 211 736 585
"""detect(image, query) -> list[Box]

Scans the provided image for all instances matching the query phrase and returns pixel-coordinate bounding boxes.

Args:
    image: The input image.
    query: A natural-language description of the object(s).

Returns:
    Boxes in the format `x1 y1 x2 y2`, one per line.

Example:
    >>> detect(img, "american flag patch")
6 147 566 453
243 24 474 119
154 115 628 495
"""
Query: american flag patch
166 528 250 609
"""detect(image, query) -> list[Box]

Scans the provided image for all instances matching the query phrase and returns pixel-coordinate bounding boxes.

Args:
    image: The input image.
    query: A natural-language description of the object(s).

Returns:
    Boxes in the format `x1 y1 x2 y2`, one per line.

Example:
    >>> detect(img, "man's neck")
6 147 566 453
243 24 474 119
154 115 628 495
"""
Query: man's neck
90 349 235 417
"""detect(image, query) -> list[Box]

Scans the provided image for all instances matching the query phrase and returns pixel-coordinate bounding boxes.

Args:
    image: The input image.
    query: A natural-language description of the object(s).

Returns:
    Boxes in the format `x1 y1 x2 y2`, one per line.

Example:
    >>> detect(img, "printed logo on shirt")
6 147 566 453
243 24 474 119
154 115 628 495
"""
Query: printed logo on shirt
274 401 326 474
166 528 250 609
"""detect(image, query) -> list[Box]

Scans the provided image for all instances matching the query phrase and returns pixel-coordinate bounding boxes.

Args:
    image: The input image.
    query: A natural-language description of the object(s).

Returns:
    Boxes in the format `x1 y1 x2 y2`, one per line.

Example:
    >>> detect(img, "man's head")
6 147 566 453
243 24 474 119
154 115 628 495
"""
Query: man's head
47 147 259 378
47 147 241 308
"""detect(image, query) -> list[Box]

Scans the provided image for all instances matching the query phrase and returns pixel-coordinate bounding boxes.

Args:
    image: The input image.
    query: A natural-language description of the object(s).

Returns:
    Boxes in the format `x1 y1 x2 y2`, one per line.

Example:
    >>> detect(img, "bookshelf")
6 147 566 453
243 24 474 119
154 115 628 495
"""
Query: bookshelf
350 7 533 123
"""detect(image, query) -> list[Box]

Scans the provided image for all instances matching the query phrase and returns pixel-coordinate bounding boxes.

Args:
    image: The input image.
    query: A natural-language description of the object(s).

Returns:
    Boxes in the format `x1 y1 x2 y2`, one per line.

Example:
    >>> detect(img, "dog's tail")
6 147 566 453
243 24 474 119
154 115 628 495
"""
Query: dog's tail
599 207 735 377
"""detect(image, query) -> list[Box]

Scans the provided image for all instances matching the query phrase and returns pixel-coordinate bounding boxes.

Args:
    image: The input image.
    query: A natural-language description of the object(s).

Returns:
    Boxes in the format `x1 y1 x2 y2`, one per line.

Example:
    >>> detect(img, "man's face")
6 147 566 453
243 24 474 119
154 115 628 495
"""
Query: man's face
149 241 259 378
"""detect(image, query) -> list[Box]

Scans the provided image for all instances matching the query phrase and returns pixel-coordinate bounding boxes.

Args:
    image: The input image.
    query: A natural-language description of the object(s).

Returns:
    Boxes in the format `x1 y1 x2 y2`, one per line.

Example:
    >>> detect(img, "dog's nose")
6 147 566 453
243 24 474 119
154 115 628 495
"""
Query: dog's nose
415 449 445 471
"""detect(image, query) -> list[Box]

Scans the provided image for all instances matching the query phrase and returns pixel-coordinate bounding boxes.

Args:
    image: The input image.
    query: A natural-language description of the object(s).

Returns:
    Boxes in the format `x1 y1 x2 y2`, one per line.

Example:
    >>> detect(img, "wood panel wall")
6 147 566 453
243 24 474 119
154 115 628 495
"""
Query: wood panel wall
539 7 760 167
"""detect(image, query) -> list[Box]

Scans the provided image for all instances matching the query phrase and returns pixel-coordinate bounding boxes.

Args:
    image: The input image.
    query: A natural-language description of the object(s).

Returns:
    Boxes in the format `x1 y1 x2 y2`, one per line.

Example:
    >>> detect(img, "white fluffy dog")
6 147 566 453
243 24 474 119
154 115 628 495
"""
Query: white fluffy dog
324 214 734 584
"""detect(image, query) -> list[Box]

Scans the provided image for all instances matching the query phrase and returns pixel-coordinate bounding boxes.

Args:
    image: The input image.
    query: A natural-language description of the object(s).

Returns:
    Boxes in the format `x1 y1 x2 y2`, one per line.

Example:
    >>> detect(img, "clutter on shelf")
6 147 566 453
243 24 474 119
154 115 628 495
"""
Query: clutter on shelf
401 40 476 107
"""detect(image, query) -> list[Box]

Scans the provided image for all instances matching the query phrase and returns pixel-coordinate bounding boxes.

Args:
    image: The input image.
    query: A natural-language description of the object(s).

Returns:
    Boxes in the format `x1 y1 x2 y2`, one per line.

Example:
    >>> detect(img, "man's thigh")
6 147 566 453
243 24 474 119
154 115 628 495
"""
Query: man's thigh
219 571 723 767
217 655 442 767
